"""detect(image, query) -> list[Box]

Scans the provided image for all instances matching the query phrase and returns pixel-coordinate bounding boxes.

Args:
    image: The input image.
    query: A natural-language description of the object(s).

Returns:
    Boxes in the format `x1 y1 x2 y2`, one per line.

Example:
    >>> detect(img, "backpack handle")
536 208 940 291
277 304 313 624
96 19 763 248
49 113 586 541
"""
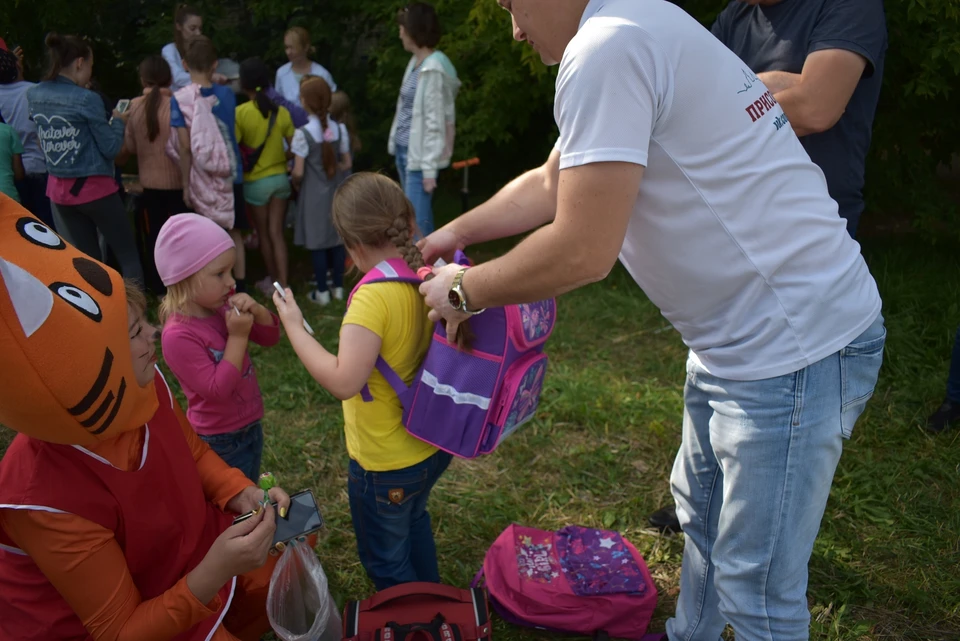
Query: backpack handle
367 582 472 610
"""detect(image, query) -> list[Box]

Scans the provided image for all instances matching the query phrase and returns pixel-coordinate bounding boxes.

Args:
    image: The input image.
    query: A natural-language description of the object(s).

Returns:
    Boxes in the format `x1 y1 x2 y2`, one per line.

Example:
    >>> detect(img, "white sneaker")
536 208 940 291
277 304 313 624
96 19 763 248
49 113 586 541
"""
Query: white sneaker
332 287 344 301
308 289 331 306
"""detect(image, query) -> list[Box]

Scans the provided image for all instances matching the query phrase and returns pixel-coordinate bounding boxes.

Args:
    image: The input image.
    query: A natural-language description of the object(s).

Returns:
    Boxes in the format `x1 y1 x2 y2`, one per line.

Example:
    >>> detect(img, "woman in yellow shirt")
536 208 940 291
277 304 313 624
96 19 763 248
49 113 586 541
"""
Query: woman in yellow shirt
272 173 452 590
236 58 295 292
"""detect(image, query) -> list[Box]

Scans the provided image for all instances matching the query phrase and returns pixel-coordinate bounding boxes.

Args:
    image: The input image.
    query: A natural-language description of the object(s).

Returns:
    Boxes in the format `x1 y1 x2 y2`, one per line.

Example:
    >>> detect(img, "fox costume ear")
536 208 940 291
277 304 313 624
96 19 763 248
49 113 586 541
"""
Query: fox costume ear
0 194 158 445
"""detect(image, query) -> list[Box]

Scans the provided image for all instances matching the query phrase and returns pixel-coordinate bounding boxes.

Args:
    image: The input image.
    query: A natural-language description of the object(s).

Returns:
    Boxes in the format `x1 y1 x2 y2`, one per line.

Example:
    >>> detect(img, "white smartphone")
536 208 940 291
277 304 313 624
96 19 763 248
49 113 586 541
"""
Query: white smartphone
273 282 315 336
115 99 131 114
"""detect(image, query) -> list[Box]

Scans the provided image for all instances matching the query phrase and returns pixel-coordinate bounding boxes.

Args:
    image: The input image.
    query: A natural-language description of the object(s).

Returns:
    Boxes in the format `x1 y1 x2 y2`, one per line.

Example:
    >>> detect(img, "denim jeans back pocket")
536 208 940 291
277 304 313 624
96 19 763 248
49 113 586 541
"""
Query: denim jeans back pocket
372 467 429 515
839 325 886 438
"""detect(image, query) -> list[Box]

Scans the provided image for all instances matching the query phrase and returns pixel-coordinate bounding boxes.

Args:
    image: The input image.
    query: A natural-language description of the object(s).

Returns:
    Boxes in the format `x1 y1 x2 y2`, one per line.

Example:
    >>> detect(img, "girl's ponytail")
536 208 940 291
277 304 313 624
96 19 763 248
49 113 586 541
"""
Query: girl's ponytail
240 57 278 119
319 113 337 179
139 55 173 143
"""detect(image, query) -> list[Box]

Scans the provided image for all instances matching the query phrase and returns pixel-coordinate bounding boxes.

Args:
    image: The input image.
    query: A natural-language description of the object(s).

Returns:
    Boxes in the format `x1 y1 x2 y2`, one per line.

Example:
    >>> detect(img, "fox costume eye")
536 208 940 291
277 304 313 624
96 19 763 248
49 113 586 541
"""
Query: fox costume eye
50 282 102 322
16 218 66 250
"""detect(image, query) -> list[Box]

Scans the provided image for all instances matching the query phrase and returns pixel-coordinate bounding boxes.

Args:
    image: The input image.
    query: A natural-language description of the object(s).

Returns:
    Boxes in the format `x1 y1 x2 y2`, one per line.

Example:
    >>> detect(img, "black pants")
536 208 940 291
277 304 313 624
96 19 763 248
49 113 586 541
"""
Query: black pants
52 192 145 287
14 173 55 230
137 188 187 295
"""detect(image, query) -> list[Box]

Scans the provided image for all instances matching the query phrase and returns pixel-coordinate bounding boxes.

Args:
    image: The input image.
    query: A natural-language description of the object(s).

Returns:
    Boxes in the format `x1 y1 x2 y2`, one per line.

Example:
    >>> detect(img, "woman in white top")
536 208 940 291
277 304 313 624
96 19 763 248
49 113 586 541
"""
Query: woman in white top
275 27 336 104
161 5 226 90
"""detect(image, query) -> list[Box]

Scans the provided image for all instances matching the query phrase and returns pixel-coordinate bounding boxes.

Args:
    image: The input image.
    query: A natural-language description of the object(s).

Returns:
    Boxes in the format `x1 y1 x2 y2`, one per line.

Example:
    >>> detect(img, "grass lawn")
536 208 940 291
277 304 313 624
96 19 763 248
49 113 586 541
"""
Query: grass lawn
2 193 959 640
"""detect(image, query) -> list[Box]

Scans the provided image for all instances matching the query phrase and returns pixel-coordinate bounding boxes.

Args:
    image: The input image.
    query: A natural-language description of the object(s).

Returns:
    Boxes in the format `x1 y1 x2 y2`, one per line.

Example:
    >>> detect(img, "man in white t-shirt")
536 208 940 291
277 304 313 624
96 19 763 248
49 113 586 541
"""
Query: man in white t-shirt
419 0 886 638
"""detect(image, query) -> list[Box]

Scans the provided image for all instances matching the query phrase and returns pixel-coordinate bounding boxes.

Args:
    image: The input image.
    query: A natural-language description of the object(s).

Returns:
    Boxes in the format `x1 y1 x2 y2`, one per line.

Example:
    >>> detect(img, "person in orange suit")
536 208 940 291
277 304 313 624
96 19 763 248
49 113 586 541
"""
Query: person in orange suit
0 191 290 641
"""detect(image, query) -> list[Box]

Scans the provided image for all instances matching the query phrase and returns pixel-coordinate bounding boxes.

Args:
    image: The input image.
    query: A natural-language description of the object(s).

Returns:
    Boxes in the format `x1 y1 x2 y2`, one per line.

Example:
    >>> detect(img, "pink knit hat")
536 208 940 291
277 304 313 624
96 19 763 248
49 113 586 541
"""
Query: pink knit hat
154 214 236 286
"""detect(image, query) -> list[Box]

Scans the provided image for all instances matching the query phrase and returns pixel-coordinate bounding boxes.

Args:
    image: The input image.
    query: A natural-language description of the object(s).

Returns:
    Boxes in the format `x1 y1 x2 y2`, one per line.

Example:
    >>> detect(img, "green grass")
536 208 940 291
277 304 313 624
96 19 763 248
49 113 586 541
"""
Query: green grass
2 196 959 640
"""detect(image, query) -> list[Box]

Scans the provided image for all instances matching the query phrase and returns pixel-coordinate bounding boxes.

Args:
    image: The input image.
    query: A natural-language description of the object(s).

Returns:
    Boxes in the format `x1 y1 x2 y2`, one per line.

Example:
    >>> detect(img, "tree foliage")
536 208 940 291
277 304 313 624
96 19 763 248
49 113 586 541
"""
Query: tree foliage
3 0 959 227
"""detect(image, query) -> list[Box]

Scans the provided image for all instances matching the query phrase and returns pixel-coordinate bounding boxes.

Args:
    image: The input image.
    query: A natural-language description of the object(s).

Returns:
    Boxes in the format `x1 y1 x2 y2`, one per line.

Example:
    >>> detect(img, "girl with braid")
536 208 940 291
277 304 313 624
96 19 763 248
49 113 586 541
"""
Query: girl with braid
272 172 451 590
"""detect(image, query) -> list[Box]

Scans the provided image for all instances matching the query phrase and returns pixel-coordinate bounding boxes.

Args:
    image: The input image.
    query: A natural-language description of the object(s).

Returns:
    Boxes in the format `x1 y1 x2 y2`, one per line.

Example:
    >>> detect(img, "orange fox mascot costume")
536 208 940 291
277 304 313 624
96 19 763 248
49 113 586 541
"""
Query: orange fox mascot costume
0 194 278 641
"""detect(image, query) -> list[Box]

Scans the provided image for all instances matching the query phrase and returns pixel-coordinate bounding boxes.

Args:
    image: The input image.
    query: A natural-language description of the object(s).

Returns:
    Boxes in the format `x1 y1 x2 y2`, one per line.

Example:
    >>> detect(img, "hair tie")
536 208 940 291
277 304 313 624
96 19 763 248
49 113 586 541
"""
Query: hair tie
255 86 262 92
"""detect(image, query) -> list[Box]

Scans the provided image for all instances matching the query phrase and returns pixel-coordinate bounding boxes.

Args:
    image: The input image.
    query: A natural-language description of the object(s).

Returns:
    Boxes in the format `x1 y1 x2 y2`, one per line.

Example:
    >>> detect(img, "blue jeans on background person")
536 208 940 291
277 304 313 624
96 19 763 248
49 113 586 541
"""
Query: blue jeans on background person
394 144 435 238
348 450 453 590
311 246 346 293
666 314 885 641
199 420 264 483
945 325 960 402
15 174 54 230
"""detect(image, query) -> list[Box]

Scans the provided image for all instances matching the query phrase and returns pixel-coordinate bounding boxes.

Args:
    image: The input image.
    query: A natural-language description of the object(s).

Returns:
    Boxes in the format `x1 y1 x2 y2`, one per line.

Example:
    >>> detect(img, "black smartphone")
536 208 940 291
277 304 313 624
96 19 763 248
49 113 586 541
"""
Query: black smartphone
232 490 324 546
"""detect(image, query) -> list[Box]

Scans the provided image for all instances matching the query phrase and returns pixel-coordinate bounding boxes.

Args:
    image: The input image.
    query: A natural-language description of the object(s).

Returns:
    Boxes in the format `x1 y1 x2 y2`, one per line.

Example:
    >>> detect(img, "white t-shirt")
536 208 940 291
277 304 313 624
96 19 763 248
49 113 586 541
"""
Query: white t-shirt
291 115 349 158
275 62 337 105
555 0 881 381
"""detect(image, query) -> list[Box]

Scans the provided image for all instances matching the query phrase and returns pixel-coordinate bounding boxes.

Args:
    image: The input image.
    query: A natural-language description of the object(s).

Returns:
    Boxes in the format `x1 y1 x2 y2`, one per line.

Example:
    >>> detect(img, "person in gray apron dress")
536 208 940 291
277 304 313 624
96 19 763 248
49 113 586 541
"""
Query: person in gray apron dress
291 76 352 306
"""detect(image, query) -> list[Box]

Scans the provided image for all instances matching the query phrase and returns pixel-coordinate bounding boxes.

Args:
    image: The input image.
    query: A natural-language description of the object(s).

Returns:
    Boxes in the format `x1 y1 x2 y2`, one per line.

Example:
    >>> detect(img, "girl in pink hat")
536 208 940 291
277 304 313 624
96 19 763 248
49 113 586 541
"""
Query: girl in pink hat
154 213 280 481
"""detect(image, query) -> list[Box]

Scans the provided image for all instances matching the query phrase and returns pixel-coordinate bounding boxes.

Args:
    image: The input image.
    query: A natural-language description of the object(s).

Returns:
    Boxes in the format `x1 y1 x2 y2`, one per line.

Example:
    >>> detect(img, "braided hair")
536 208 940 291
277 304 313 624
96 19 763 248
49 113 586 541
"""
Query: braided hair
332 172 473 349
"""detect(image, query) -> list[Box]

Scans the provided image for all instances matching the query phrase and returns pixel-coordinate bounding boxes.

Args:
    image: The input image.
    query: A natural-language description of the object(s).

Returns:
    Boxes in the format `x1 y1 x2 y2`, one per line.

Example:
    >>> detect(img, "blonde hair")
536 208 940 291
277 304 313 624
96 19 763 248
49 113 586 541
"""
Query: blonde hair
158 275 200 324
332 172 472 348
285 27 315 56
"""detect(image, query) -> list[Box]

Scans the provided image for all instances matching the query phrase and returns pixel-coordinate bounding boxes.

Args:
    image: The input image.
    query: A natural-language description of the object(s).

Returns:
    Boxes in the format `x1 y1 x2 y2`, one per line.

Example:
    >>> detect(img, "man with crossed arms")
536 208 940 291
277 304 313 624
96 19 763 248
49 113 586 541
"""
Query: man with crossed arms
419 0 886 639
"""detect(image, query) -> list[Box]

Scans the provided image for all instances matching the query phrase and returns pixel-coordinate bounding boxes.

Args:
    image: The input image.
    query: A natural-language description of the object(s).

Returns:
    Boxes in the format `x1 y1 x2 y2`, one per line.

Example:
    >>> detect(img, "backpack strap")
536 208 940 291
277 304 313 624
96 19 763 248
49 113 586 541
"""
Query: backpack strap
348 258 425 403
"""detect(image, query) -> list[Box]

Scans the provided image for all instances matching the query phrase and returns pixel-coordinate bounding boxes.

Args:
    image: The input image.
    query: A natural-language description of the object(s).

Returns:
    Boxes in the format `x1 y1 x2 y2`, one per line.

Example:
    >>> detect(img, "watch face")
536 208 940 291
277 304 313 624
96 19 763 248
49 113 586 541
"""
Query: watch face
448 289 462 309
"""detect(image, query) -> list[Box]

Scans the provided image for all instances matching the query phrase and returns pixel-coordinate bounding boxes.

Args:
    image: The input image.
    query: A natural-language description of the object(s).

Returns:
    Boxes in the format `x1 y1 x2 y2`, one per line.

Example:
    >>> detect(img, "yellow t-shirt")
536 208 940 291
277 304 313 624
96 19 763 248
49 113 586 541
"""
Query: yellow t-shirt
342 282 437 471
234 102 295 182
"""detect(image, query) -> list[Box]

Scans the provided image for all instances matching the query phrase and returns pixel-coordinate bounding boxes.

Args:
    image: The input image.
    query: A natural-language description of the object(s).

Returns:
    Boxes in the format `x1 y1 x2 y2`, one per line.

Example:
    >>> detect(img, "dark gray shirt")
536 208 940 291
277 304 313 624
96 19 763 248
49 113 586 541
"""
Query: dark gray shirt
711 0 887 237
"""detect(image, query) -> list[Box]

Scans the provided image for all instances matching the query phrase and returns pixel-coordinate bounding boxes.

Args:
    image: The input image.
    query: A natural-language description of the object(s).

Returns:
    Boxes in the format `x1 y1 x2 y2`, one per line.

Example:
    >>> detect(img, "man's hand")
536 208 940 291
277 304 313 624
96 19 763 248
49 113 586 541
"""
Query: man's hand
417 228 463 265
420 263 472 344
423 178 437 194
757 71 800 95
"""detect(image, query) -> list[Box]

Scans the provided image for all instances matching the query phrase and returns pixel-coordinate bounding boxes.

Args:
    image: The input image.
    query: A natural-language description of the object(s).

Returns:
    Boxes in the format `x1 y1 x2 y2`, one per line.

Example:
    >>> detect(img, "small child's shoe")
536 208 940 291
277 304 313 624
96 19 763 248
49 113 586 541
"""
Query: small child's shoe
332 287 344 301
308 289 331 306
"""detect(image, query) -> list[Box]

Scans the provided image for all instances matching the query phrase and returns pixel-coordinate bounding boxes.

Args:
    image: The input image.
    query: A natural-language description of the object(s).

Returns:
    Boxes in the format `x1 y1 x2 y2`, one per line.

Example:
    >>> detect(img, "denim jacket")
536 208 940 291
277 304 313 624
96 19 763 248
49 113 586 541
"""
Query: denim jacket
26 76 125 178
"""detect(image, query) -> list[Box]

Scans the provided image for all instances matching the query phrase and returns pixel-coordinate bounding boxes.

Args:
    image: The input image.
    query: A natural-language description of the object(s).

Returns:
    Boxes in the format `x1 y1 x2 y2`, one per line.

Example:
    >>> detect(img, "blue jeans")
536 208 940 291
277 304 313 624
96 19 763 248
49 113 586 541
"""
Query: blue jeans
348 450 453 590
394 144 435 238
946 325 960 402
199 421 264 483
667 314 885 641
311 246 346 293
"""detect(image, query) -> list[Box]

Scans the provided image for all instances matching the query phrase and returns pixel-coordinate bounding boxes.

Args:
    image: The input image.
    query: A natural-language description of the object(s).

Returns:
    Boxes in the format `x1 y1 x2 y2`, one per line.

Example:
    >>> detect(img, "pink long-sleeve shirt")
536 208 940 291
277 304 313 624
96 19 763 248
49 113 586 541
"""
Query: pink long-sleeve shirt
161 308 280 435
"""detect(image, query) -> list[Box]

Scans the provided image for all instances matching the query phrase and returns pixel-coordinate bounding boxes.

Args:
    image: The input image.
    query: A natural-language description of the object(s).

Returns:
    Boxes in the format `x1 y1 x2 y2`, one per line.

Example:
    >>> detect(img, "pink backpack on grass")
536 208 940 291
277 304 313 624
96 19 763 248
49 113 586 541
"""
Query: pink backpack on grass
473 524 658 639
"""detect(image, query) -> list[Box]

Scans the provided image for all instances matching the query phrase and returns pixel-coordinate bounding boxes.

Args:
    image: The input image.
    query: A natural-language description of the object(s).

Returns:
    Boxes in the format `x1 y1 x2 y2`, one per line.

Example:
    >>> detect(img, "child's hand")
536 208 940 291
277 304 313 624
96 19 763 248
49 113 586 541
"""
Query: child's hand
225 306 254 338
273 288 305 331
226 485 292 518
229 293 260 315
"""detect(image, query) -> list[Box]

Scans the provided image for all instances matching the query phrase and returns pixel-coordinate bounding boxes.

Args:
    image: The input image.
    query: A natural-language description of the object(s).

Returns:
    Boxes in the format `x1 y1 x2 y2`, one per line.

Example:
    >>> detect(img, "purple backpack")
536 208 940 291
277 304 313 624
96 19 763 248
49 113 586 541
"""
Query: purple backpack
473 524 658 639
347 256 556 459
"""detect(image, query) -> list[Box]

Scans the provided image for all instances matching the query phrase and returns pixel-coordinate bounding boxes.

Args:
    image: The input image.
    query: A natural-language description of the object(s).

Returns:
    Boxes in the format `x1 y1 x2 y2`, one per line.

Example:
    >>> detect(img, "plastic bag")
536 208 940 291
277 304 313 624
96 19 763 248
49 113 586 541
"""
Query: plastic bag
267 541 342 641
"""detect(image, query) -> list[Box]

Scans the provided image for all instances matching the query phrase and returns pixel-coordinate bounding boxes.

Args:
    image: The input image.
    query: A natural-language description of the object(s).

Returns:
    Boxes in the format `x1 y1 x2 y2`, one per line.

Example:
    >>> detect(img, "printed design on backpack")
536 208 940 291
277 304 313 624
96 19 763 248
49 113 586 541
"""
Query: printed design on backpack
555 526 647 596
503 358 547 435
515 531 560 584
519 300 554 344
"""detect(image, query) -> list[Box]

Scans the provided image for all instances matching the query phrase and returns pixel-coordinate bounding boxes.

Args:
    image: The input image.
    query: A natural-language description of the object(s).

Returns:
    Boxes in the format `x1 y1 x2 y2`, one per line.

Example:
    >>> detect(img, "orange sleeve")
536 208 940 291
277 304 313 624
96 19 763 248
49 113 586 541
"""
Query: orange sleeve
0 509 222 641
173 400 253 511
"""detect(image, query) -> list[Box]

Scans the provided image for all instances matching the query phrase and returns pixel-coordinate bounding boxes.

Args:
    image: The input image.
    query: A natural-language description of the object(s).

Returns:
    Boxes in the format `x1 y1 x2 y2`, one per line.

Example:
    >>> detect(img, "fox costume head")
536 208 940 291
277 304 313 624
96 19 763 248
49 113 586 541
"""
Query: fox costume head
0 194 158 445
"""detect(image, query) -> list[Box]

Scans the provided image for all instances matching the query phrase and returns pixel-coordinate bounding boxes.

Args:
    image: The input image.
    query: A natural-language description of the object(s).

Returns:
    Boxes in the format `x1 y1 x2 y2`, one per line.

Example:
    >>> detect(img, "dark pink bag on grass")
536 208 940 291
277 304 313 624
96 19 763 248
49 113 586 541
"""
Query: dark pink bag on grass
473 524 658 639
